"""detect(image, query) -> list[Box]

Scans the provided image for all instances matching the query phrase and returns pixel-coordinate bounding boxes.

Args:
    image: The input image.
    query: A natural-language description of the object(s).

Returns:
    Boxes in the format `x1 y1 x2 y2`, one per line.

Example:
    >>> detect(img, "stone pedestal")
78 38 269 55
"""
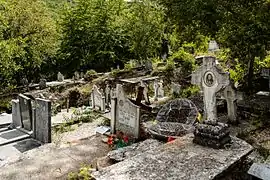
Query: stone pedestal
193 120 231 149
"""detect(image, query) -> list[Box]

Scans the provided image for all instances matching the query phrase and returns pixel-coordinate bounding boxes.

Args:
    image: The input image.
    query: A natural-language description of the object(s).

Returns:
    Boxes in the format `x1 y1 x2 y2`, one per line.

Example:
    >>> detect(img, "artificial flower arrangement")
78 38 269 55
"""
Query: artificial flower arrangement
107 131 131 149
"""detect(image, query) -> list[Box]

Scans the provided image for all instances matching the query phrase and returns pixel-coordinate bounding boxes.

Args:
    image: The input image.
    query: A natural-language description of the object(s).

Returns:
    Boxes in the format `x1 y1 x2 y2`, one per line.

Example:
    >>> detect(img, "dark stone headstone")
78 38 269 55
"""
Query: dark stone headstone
35 98 51 143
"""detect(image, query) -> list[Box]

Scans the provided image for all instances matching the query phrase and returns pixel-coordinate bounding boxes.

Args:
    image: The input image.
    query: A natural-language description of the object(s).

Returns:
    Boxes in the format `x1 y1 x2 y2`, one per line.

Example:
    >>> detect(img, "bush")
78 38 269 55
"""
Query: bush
179 85 200 98
68 164 95 180
84 70 98 82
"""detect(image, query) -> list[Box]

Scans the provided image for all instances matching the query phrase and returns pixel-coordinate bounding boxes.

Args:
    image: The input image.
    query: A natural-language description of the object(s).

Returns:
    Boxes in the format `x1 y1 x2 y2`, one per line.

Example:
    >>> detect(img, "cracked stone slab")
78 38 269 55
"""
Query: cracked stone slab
93 134 253 180
108 139 163 162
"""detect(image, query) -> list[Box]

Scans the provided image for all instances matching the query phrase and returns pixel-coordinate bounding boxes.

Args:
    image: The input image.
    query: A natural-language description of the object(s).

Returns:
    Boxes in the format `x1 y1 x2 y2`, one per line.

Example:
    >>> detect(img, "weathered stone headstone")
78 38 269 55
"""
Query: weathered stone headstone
105 84 111 107
18 94 33 131
57 72 64 82
91 85 105 112
74 71 80 80
111 84 141 138
191 56 231 148
140 81 150 104
80 72 84 79
153 80 159 101
39 79 47 90
35 98 51 143
223 83 243 123
158 80 164 98
261 68 270 90
171 82 181 96
12 99 21 128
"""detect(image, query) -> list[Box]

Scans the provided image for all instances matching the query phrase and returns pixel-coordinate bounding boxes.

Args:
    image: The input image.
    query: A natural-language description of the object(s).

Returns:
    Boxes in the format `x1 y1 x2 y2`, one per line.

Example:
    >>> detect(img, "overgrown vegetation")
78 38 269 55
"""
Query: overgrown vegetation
68 164 95 180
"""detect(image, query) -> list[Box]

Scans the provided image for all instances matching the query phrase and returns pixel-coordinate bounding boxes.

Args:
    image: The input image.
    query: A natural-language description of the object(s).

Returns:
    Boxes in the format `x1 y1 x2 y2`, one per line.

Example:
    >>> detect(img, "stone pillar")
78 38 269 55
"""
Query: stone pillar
110 97 117 134
153 80 159 101
12 99 21 128
35 98 52 143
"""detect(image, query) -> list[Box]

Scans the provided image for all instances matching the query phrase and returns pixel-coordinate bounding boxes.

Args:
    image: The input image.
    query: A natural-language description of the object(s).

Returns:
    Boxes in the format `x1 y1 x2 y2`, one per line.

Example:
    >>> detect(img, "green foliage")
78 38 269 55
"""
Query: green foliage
0 0 59 88
178 85 200 98
169 48 195 73
122 0 165 60
59 0 131 73
68 164 94 180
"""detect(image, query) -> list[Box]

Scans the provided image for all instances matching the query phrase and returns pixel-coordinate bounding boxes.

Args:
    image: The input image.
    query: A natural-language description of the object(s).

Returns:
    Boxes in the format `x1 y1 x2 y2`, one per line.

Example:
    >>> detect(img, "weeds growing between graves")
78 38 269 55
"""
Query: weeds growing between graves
68 164 95 180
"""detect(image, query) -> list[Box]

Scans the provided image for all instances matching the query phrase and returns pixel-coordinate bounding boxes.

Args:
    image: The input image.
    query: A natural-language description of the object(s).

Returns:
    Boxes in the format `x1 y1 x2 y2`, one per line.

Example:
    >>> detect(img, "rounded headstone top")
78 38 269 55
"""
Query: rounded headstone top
156 98 198 125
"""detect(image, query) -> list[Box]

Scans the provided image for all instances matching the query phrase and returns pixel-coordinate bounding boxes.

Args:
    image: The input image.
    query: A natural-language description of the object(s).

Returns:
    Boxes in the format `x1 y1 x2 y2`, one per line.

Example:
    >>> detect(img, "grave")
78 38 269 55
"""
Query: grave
171 82 181 96
191 55 231 148
18 94 33 132
223 82 243 123
105 84 111 108
74 71 80 80
248 163 270 180
39 79 47 90
57 72 64 82
93 134 253 180
111 84 141 138
11 100 21 128
158 80 164 98
91 85 105 112
35 98 51 143
208 40 219 52
153 79 159 101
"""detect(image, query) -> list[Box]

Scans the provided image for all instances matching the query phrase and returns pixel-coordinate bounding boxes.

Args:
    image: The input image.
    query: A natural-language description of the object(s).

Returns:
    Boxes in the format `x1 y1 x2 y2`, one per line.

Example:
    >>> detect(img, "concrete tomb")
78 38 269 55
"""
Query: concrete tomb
11 99 21 128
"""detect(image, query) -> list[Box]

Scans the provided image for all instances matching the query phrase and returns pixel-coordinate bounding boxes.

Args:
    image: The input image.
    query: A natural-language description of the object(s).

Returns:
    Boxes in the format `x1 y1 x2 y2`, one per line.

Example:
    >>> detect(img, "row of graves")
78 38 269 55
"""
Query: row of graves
91 55 255 180
0 94 52 147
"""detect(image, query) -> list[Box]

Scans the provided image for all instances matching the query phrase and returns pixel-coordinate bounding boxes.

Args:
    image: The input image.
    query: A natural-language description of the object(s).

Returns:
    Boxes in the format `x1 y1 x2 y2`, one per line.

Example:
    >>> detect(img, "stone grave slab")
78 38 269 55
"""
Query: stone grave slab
35 98 52 143
18 94 33 131
0 129 30 146
248 163 270 180
93 134 253 180
0 113 12 128
108 139 162 162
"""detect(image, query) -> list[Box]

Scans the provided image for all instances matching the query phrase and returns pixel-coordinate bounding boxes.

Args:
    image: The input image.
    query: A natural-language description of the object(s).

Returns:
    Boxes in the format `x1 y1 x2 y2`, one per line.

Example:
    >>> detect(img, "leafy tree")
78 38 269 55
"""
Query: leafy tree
122 0 165 61
0 0 59 88
158 0 270 92
59 0 131 73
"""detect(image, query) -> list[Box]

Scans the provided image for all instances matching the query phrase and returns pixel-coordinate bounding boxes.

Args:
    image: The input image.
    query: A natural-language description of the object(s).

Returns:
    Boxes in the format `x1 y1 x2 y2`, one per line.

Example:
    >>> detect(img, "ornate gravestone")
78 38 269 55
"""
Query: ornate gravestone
223 82 243 123
57 72 64 82
191 56 231 149
153 79 159 101
208 40 219 52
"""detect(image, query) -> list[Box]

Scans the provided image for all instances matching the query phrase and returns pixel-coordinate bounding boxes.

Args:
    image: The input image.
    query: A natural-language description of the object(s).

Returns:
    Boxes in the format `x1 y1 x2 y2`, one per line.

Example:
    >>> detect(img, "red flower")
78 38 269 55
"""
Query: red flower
123 136 129 143
167 136 176 142
108 136 114 145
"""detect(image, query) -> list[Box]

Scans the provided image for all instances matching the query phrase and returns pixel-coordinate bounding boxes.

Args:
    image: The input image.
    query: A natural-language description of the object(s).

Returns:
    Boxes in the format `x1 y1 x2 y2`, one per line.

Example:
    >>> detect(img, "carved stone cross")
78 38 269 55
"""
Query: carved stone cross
191 56 230 122
223 83 243 123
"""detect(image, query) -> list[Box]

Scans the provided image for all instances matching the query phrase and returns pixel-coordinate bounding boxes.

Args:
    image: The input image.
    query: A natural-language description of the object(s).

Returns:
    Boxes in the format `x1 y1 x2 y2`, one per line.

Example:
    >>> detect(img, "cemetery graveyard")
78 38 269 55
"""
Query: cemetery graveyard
1 54 270 180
